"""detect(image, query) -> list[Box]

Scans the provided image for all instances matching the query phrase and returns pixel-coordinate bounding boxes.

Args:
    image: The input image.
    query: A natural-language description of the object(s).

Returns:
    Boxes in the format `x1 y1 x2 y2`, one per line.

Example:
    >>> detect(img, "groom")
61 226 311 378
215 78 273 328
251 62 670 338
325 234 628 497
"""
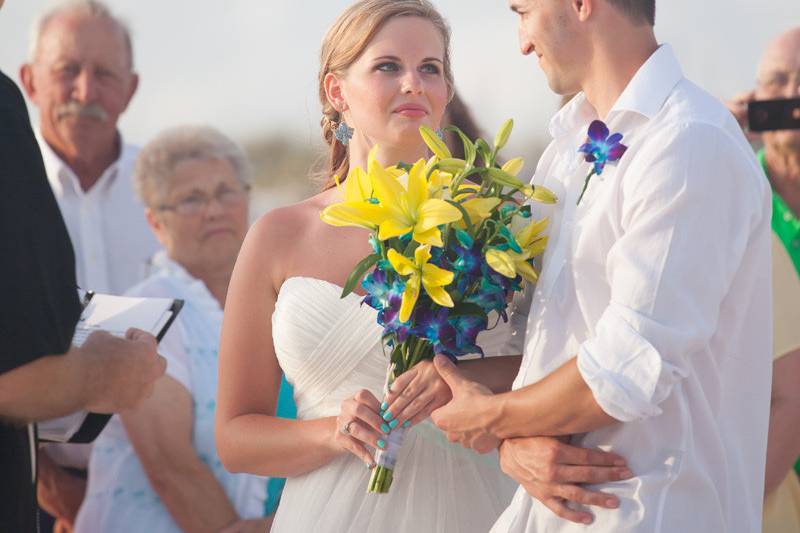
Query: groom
432 1 773 531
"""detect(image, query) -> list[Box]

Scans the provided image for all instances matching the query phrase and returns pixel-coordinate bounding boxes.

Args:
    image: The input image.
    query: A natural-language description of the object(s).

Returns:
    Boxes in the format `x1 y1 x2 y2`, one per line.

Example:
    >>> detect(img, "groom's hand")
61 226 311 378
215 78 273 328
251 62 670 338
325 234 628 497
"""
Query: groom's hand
499 437 633 525
383 360 452 429
430 354 500 453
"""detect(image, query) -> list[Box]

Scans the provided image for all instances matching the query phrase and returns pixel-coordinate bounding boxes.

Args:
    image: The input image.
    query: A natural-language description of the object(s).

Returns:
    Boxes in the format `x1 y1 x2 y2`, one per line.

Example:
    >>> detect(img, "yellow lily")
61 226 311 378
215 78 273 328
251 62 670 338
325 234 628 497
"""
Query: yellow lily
486 218 549 283
387 245 455 322
486 248 542 283
320 146 403 230
427 168 453 199
516 217 549 252
320 201 386 230
420 125 452 159
459 197 501 227
522 184 558 204
494 119 514 150
320 166 385 230
372 159 462 246
502 157 525 177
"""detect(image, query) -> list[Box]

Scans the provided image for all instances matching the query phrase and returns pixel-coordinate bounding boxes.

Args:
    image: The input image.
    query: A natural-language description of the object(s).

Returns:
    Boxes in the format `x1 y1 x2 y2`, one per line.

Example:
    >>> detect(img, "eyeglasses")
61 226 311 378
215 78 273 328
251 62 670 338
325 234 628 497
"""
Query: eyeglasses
158 184 251 216
758 70 800 93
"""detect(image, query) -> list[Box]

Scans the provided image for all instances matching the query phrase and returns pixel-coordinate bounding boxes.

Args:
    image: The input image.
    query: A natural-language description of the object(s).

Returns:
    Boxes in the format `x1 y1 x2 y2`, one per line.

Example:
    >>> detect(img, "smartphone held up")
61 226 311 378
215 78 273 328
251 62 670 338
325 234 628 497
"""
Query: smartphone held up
748 97 800 132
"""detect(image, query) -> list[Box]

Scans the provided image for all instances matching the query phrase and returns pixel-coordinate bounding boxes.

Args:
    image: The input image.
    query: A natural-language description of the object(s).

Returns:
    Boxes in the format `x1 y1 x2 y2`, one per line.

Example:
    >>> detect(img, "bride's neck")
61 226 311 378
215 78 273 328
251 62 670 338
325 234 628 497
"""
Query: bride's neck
348 135 427 172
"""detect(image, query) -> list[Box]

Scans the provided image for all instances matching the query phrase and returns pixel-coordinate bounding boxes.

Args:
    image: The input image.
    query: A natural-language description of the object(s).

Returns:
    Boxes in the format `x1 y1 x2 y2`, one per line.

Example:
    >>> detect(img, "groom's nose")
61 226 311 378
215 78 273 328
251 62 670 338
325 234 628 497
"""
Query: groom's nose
518 26 535 55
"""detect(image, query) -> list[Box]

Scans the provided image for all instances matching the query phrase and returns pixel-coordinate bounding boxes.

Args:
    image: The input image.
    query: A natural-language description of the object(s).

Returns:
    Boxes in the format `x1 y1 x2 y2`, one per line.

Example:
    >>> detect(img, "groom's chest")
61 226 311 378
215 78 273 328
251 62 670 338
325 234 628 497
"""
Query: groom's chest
534 138 628 304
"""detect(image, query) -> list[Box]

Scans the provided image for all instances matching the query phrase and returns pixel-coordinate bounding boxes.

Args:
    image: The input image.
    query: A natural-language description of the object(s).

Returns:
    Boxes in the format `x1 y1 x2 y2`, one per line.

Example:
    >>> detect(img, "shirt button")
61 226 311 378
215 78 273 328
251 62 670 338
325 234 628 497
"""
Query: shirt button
785 212 793 222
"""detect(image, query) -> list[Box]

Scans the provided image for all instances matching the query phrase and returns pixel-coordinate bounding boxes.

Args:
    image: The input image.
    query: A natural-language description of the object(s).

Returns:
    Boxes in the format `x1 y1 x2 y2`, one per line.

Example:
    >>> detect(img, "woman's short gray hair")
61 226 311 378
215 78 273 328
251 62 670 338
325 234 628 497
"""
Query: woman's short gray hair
134 125 253 208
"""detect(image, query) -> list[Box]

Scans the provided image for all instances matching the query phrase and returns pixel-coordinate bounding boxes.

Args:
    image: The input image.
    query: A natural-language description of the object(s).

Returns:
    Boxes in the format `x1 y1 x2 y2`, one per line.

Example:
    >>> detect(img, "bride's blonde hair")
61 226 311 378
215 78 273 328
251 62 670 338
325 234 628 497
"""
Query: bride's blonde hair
318 0 454 190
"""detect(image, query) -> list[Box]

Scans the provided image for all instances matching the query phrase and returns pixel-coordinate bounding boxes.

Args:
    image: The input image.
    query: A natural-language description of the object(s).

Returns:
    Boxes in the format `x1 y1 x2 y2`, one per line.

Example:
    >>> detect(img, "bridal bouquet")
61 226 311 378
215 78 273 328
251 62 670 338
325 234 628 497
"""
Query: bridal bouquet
321 120 556 493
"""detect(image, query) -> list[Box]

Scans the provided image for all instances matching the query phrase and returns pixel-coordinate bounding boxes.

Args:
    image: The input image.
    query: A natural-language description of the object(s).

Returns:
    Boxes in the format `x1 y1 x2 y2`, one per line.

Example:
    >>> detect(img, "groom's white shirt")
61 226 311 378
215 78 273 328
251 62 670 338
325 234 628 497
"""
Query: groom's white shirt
492 44 772 533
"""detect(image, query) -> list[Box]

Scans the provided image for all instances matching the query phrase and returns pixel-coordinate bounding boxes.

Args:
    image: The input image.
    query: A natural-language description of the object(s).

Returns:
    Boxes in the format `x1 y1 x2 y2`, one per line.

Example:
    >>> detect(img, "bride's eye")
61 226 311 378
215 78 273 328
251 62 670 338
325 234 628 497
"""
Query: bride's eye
419 63 441 75
375 62 400 73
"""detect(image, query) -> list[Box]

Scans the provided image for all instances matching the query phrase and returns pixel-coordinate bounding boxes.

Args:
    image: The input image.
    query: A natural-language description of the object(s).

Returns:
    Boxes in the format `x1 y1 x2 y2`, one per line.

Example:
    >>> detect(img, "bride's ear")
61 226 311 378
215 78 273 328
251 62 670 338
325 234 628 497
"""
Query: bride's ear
324 72 348 114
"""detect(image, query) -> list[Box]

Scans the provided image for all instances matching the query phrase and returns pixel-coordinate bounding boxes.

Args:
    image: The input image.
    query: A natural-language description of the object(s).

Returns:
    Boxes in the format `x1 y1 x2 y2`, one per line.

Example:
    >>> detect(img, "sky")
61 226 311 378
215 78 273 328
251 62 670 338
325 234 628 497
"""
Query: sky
0 0 797 160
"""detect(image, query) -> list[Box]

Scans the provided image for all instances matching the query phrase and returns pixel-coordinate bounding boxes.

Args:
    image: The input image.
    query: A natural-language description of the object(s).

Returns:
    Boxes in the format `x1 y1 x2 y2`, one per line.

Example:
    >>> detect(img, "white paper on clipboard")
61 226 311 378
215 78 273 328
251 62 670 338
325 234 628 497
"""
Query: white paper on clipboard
37 294 183 443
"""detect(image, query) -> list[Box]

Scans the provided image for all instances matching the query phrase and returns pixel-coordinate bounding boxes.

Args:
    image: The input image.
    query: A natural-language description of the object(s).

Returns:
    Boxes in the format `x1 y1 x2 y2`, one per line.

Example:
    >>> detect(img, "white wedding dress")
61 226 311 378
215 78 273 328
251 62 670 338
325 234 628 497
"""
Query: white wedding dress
269 277 517 533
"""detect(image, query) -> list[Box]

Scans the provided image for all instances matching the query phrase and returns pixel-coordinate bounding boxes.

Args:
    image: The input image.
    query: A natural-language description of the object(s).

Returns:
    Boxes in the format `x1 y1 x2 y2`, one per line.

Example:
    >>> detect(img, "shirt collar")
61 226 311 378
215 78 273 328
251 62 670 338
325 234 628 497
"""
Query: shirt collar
149 250 225 319
36 131 130 196
548 43 684 139
548 92 596 140
608 43 683 120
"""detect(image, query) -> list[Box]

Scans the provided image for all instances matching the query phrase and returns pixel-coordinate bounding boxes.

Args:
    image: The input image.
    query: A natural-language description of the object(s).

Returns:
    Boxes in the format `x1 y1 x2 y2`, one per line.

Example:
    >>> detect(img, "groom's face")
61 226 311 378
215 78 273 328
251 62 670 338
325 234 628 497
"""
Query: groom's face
510 0 584 95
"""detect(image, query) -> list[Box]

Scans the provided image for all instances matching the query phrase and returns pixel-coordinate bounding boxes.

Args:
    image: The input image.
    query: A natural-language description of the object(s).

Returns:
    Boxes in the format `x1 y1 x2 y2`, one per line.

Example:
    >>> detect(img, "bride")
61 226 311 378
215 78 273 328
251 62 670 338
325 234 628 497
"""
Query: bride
215 1 519 531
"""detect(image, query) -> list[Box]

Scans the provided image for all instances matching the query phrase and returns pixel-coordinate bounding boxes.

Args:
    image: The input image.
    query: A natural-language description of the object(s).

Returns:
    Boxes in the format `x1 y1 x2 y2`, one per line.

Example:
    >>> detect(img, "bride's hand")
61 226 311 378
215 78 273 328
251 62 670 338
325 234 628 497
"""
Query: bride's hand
334 389 389 467
381 360 452 430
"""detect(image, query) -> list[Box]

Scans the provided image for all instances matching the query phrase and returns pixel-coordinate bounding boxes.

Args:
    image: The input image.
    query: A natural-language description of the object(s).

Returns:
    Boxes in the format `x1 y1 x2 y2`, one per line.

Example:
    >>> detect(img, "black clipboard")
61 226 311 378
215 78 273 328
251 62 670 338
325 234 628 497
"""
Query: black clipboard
38 294 184 444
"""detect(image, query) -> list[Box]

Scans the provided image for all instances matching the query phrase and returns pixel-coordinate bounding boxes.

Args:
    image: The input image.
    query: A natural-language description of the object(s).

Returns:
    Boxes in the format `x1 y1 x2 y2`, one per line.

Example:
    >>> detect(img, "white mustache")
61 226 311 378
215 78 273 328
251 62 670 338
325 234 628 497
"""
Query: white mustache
56 101 108 122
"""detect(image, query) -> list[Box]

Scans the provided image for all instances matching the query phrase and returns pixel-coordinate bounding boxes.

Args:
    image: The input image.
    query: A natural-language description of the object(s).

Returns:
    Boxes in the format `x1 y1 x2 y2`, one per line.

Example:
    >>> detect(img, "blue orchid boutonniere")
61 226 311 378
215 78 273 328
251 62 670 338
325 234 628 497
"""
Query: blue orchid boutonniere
576 120 628 205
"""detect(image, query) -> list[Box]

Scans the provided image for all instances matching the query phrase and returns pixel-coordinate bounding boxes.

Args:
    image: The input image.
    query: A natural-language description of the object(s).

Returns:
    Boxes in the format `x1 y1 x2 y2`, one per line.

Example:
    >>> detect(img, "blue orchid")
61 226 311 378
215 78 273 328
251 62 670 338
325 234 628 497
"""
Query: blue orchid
380 288 412 343
466 277 507 315
578 120 628 175
450 314 487 357
413 307 457 356
412 306 486 358
362 269 391 311
577 120 628 205
368 234 381 255
362 270 412 342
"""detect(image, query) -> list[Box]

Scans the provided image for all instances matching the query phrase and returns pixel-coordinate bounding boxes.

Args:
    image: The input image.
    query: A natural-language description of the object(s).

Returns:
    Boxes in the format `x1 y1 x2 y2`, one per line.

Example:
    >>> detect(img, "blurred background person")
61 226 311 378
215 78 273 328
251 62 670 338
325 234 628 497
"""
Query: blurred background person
20 0 159 296
726 26 800 532
19 1 161 528
74 126 279 533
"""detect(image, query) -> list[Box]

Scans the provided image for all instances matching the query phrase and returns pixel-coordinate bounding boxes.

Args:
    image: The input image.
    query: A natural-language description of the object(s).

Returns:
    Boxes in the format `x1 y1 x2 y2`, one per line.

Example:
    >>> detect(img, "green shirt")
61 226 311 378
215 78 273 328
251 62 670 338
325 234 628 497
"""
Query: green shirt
758 148 800 476
760 149 800 272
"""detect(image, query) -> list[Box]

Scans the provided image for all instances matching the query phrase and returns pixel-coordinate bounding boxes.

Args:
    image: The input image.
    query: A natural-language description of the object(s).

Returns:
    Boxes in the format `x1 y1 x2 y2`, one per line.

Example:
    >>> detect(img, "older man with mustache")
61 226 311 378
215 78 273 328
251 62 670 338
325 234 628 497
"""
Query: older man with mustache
19 1 160 530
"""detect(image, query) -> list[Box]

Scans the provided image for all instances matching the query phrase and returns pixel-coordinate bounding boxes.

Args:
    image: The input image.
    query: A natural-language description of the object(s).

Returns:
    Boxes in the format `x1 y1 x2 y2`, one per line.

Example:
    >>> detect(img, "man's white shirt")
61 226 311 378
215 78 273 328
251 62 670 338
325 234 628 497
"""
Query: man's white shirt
37 135 161 469
493 44 772 533
38 135 160 296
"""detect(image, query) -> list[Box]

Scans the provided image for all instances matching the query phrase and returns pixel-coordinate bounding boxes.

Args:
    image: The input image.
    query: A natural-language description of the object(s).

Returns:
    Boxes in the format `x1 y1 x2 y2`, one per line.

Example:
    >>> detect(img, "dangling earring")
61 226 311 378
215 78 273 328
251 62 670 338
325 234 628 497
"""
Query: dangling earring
435 128 445 140
334 121 354 146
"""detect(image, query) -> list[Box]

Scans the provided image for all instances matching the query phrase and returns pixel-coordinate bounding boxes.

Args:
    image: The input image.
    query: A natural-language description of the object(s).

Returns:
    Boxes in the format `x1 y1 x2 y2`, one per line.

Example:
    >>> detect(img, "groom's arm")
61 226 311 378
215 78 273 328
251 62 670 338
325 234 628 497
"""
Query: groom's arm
459 355 522 394
485 357 616 439
432 355 615 444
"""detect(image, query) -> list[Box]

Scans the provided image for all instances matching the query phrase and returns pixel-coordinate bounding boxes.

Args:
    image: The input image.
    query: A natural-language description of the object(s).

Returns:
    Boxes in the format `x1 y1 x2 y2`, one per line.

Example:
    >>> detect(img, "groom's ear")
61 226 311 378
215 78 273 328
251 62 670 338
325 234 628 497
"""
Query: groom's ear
571 0 593 22
324 72 348 114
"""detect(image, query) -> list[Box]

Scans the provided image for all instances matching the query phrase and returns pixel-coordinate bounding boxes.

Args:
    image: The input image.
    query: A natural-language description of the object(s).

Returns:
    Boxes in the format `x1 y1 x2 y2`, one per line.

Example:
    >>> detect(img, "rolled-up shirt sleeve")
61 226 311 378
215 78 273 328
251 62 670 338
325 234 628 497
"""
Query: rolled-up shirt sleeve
577 122 769 422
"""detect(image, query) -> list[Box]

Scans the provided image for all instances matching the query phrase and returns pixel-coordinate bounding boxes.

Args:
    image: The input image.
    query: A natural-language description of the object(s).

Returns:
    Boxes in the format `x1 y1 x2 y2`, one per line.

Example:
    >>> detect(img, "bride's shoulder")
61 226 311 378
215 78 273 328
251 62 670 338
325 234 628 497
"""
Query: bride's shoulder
246 192 328 255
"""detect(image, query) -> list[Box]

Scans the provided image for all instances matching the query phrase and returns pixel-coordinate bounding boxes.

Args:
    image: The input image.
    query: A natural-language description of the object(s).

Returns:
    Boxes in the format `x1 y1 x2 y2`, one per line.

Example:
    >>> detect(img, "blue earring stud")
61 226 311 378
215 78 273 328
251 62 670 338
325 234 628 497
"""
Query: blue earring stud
334 121 354 146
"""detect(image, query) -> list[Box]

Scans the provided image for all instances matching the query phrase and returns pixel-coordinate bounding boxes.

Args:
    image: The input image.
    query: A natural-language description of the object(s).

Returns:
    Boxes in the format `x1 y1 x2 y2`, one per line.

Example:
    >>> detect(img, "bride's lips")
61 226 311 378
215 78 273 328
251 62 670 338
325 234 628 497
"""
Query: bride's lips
393 104 428 118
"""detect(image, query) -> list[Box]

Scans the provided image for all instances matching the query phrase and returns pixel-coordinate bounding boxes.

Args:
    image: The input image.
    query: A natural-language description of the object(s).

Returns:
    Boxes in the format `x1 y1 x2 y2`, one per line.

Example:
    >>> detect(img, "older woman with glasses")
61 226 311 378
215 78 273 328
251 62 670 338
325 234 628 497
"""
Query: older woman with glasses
73 126 280 533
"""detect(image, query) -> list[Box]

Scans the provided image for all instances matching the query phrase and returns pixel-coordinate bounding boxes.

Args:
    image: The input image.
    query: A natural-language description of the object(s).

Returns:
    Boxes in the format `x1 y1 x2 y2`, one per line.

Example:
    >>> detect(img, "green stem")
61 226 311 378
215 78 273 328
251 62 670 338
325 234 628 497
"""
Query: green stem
576 170 595 205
